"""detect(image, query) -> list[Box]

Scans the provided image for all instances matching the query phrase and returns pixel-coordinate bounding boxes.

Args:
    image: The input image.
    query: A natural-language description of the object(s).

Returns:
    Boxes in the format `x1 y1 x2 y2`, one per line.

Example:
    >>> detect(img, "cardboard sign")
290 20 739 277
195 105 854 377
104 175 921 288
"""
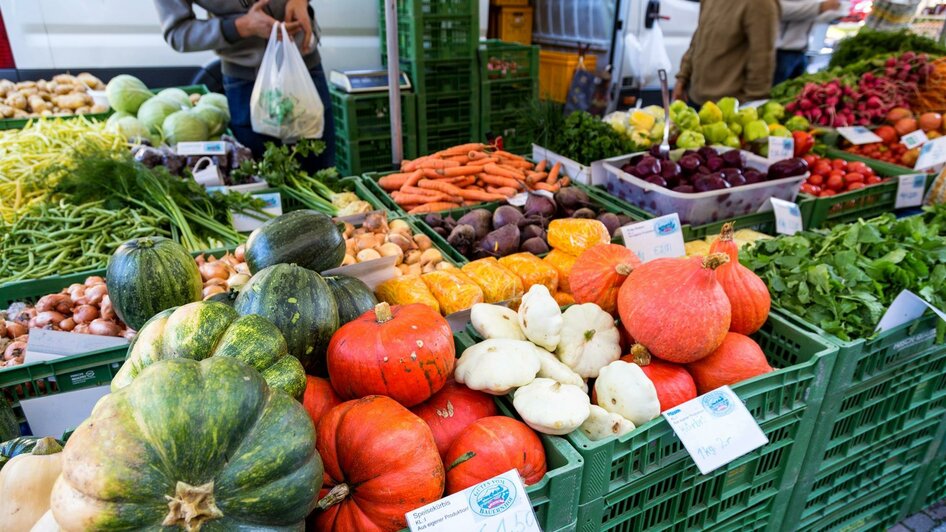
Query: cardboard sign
231 192 282 232
26 329 128 359
21 385 111 439
767 136 794 162
895 174 928 209
875 289 946 333
663 386 769 475
406 470 540 532
836 126 883 145
620 213 686 263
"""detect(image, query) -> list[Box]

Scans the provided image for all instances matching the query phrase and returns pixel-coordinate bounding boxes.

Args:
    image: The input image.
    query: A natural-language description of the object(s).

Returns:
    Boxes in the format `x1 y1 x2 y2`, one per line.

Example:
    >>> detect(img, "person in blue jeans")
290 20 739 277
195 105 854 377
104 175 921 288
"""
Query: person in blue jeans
153 0 335 172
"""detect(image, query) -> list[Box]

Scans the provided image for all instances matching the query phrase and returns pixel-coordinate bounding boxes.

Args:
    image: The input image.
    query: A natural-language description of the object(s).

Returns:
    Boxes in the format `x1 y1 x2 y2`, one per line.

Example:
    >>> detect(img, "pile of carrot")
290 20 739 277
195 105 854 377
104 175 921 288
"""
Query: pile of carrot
377 143 569 214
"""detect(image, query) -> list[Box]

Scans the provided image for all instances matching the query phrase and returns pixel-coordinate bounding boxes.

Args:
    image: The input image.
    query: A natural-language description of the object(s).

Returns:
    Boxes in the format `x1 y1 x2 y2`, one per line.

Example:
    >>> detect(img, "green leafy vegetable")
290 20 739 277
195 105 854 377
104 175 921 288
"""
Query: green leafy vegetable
546 111 638 165
829 29 946 70
741 206 946 341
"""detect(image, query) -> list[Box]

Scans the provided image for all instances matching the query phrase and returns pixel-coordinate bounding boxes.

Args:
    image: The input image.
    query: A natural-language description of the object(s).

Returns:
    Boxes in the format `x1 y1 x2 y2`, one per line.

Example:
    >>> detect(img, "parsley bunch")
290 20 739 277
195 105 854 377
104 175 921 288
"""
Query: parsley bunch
545 111 638 165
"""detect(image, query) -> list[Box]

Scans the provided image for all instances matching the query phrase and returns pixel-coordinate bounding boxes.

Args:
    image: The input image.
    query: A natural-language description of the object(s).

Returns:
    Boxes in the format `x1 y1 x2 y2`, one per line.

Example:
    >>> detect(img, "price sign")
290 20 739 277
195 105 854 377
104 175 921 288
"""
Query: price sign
663 386 768 475
914 136 946 171
620 213 686 263
767 136 794 162
232 192 282 232
176 141 228 155
406 470 540 532
765 198 803 235
875 290 946 333
836 126 883 145
901 129 929 150
895 174 927 209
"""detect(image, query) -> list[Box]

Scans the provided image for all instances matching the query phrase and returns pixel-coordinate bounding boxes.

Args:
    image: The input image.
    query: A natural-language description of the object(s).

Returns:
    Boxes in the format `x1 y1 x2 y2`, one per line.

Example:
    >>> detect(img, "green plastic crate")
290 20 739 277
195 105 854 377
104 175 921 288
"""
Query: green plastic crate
336 133 419 176
479 40 540 84
481 110 533 155
906 418 946 513
379 0 479 63
482 81 537 114
401 59 479 97
330 86 417 141
419 121 480 155
566 312 838 512
797 148 932 229
797 467 919 532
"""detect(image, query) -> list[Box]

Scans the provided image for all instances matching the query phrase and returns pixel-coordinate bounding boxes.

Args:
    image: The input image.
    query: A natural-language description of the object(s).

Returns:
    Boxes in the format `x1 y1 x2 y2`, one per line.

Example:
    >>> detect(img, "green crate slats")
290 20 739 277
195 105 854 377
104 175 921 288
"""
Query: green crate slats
0 84 210 131
416 91 480 154
566 312 838 520
479 39 540 84
478 41 539 156
798 148 932 229
378 0 479 64
330 87 418 141
905 418 946 514
336 133 419 176
402 59 479 97
797 469 919 532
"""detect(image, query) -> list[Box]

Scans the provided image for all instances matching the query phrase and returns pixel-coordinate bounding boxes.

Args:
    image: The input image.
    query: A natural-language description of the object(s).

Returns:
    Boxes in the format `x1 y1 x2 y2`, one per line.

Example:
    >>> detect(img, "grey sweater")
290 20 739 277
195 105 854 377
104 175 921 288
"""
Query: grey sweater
153 0 320 80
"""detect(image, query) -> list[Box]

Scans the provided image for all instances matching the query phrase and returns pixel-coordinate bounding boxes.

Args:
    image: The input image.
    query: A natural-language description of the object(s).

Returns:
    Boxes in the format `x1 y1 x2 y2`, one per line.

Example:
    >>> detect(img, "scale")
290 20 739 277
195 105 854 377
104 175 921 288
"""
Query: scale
329 69 412 93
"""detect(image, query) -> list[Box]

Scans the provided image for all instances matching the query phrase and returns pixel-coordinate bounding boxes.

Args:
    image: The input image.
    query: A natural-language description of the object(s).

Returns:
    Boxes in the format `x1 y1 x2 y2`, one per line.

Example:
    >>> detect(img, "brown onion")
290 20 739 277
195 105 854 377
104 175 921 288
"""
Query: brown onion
36 293 73 314
204 277 227 287
0 320 6 338
84 275 105 286
234 244 246 262
85 284 108 306
88 319 121 337
122 328 136 340
234 262 250 275
227 273 251 290
30 311 65 329
73 304 100 324
73 324 90 334
100 295 116 321
5 321 25 338
195 253 206 265
67 283 86 300
4 341 25 361
203 285 226 299
59 317 76 332
199 261 230 282
13 308 35 325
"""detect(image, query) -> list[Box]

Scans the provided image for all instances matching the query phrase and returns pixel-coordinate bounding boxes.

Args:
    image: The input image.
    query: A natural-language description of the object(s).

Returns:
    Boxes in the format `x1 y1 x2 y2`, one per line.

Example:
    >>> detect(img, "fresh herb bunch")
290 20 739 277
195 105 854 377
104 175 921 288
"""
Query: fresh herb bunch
829 30 946 70
234 139 350 215
547 111 637 165
741 206 946 341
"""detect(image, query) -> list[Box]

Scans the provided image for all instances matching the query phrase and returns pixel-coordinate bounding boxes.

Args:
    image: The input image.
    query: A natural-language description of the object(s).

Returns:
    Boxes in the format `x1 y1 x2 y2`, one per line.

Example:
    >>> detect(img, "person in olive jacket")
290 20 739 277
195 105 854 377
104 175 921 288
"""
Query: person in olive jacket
672 0 781 106
152 0 335 170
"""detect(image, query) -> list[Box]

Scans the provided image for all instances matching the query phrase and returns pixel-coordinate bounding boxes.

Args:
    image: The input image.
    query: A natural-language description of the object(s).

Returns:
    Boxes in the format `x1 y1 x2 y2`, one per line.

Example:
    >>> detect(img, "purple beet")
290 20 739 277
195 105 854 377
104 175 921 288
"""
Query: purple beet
721 150 743 169
679 154 702 173
694 174 730 192
697 147 718 161
705 157 725 172
636 156 661 177
744 169 766 183
659 160 681 180
645 175 669 188
725 173 747 187
719 168 742 181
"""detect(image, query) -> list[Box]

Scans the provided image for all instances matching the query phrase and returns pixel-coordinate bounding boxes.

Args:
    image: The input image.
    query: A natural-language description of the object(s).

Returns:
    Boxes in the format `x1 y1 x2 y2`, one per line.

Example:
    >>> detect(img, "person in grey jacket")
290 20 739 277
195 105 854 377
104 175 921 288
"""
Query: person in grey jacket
153 0 335 170
773 0 845 85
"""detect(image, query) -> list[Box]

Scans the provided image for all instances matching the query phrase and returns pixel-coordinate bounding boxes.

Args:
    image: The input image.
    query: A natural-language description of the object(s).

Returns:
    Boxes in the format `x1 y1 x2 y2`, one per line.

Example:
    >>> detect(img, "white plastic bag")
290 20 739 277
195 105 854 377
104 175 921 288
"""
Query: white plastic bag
250 23 324 141
625 23 671 88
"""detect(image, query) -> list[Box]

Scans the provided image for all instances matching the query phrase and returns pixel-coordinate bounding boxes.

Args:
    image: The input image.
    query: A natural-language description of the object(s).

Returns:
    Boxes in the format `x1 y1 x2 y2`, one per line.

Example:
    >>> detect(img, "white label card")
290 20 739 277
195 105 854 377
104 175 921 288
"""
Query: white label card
767 136 794 162
663 386 769 475
176 141 228 156
506 190 554 207
232 192 282 232
836 126 883 145
875 290 946 333
406 469 540 532
619 213 686 263
895 174 927 209
915 136 946 171
901 129 929 150
768 198 803 235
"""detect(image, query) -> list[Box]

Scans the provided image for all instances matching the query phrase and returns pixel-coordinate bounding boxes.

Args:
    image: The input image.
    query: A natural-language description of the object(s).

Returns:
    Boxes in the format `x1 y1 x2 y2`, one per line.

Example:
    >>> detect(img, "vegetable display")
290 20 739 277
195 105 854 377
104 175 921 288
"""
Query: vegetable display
410 381 498 460
0 73 106 120
800 154 887 197
339 213 445 276
444 416 547 493
244 209 346 274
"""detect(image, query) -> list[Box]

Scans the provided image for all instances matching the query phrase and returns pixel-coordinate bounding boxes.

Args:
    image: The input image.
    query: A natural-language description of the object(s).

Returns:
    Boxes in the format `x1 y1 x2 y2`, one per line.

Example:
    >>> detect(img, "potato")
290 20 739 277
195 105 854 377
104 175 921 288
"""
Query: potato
75 105 91 114
76 72 103 89
0 104 13 118
89 103 108 113
8 94 26 110
16 80 36 89
54 83 75 95
12 109 28 118
28 95 50 113
52 74 77 84
55 93 86 110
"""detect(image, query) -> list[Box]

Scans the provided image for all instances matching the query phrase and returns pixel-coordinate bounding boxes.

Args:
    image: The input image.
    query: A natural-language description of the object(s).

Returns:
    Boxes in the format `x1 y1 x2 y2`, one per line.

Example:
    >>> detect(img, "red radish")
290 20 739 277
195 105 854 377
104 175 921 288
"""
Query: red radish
411 381 498 460
623 344 696 411
618 254 732 364
687 332 773 394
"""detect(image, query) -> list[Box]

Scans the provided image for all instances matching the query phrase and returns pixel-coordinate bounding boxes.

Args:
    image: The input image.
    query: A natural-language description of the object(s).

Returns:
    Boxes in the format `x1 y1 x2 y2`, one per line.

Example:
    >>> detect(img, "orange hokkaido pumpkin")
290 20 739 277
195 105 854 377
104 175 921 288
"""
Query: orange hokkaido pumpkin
570 244 641 315
311 396 445 532
302 375 342 426
445 416 546 494
622 344 696 411
410 381 498 460
708 223 771 335
618 254 731 363
687 332 773 394
327 302 455 407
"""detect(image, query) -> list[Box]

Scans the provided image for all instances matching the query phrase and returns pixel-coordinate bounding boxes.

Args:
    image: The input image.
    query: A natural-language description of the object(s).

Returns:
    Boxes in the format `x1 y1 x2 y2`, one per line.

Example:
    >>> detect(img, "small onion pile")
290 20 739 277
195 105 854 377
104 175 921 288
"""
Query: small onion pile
340 212 447 277
196 248 250 300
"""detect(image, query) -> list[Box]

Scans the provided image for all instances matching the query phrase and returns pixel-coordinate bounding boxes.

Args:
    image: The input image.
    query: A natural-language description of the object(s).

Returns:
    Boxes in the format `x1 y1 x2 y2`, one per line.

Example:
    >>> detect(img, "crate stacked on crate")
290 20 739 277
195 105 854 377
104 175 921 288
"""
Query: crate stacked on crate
330 86 419 176
478 39 539 155
378 0 480 154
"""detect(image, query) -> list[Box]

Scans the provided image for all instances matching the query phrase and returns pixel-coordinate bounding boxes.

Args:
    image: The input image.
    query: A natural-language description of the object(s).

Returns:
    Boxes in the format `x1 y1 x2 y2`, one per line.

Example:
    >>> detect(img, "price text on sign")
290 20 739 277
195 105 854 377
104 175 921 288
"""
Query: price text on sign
663 386 769 475
836 126 883 145
768 198 803 235
895 174 927 209
620 213 686 263
767 137 794 162
175 141 227 156
406 469 540 532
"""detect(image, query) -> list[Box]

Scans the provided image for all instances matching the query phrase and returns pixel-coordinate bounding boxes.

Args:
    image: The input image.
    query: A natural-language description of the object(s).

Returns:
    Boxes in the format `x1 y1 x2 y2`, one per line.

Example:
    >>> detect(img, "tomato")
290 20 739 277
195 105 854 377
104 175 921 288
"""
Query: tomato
831 159 847 170
826 174 845 191
846 182 867 191
803 154 819 167
844 172 865 184
847 162 868 174
814 162 832 176
820 189 837 197
866 175 883 185
808 174 824 186
801 184 822 195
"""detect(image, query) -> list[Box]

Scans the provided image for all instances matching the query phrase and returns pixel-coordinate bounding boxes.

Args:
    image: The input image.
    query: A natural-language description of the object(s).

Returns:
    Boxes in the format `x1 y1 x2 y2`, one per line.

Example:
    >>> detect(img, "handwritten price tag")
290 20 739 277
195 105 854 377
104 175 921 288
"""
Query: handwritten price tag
901 129 929 150
875 290 946 333
895 174 927 209
231 192 282 232
836 126 883 145
767 137 794 162
620 213 686 263
915 136 946 171
765 198 804 235
406 470 540 532
663 386 768 475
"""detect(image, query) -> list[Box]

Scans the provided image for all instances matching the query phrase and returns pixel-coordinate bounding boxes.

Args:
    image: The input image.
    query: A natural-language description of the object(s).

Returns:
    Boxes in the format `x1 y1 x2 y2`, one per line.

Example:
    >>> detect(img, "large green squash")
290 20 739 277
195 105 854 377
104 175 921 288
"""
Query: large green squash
51 357 322 530
106 236 202 330
326 275 378 326
111 301 307 399
244 210 346 274
234 264 339 374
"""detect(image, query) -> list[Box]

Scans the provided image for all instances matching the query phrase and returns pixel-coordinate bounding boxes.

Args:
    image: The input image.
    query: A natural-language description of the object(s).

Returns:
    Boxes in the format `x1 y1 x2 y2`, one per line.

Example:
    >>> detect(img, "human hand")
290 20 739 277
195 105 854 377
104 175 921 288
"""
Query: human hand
820 0 842 13
236 0 301 40
285 0 314 53
672 83 687 102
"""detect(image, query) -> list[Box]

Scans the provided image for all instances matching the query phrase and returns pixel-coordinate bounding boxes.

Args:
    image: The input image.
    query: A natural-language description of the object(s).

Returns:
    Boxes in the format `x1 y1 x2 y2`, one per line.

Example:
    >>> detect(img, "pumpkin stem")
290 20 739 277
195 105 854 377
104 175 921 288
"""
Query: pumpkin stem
615 263 633 276
446 451 476 472
162 481 223 531
317 483 351 510
701 252 730 270
719 222 735 242
32 436 63 455
630 344 651 366
374 302 394 323
584 329 596 341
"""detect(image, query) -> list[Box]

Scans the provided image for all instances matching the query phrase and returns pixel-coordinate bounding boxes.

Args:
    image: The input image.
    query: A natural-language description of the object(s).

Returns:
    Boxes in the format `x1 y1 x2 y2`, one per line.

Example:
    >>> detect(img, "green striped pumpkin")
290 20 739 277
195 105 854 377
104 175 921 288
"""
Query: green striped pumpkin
244 210 346 274
326 275 378 326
